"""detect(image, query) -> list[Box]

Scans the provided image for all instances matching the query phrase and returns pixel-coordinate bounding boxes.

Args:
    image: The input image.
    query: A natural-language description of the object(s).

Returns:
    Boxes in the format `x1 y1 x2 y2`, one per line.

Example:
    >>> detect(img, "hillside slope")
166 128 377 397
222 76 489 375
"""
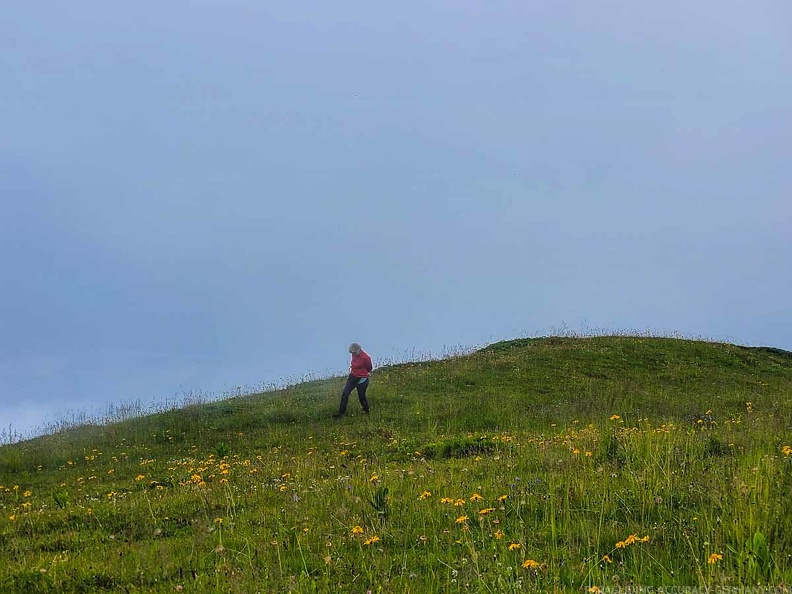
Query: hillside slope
1 336 792 593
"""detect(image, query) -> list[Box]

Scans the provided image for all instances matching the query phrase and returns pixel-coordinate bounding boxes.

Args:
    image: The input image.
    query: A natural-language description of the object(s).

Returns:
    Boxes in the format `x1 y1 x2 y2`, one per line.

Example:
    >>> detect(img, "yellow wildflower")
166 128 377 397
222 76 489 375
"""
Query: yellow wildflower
708 553 723 564
508 542 521 551
478 507 495 515
601 554 612 563
440 497 454 504
522 559 540 569
135 475 146 481
497 494 508 502
470 493 483 501
494 530 504 539
214 517 223 524
369 474 379 483
609 414 621 421
455 515 469 524
453 499 466 507
782 445 792 457
351 525 364 535
364 535 380 545
616 534 649 548
419 491 432 500
589 587 602 594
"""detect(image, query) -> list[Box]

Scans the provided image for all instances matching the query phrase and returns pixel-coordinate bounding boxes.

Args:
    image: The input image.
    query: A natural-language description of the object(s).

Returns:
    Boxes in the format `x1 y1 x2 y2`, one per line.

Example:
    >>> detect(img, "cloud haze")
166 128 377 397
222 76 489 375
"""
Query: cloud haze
2 1 790 438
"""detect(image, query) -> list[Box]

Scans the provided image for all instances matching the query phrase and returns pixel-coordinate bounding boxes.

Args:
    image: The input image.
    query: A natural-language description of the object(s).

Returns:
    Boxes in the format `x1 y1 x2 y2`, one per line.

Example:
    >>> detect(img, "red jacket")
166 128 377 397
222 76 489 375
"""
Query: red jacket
350 350 373 378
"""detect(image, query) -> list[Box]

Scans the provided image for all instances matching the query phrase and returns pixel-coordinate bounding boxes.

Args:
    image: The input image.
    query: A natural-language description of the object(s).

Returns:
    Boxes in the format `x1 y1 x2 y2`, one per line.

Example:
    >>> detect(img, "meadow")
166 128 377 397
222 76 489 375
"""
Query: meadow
1 336 791 593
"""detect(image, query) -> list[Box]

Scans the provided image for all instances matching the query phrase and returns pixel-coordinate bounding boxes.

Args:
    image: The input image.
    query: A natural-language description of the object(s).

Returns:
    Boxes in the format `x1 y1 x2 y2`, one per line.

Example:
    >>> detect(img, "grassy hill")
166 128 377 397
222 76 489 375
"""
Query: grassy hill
1 336 792 593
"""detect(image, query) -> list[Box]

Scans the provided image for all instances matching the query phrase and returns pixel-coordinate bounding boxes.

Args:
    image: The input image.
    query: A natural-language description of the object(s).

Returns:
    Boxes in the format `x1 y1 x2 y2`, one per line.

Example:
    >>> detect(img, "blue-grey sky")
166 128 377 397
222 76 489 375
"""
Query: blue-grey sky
2 1 791 439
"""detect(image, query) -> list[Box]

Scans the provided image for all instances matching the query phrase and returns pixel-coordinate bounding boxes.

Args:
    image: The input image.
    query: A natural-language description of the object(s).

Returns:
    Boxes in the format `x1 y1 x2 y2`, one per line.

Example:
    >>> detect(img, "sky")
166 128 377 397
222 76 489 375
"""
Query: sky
2 1 791 440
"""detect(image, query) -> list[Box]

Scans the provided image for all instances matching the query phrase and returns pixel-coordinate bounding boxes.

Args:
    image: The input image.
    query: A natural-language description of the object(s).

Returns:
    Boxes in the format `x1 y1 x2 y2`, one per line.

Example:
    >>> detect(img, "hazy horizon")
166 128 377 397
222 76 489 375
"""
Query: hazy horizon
3 1 790 439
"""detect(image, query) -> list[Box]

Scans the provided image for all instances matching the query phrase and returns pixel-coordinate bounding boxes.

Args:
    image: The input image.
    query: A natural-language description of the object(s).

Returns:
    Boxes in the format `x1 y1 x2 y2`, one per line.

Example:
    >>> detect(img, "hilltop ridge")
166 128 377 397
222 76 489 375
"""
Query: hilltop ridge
1 336 792 592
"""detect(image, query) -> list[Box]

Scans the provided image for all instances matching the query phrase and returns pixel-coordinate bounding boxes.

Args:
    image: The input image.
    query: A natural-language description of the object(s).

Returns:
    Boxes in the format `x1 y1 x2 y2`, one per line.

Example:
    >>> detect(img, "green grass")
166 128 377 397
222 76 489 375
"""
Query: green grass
1 336 792 593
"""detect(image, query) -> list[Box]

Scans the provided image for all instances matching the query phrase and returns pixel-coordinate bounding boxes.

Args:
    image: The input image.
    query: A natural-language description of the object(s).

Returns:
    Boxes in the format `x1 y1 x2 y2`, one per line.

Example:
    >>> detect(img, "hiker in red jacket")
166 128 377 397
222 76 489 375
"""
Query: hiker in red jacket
334 342 372 417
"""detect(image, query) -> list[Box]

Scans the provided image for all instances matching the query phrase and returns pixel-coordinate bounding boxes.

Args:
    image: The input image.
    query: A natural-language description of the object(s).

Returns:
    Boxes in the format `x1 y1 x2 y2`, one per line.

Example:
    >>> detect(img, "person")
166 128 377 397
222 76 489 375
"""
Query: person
334 342 372 417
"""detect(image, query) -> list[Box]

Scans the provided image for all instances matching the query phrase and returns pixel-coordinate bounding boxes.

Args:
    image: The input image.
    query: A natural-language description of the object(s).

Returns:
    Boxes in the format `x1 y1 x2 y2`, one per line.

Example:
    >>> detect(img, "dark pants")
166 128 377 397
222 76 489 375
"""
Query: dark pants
338 374 370 414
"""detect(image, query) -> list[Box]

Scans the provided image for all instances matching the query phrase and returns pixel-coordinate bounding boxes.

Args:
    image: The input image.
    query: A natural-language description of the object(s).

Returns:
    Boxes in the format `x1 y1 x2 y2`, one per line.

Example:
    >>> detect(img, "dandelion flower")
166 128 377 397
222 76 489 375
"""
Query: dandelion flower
616 534 649 548
470 493 483 501
478 507 495 515
589 587 602 594
508 543 521 551
601 555 612 563
135 475 146 482
419 491 432 500
522 559 539 568
453 499 466 507
214 517 223 524
455 515 469 524
494 530 504 539
440 497 454 504
364 535 380 545
23 490 31 497
351 525 364 535
497 495 508 502
708 553 723 564
609 414 621 421
369 474 379 483
782 445 792 457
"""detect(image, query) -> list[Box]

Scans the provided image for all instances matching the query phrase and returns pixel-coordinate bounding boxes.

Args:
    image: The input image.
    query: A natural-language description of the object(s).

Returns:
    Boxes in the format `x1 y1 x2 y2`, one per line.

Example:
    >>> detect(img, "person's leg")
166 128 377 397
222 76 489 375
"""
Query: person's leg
356 378 370 413
336 375 357 416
